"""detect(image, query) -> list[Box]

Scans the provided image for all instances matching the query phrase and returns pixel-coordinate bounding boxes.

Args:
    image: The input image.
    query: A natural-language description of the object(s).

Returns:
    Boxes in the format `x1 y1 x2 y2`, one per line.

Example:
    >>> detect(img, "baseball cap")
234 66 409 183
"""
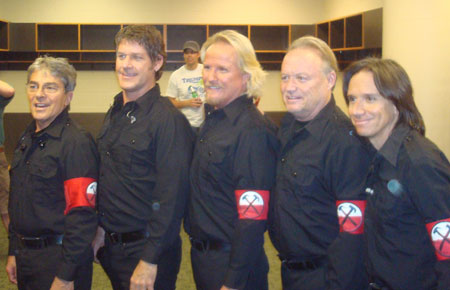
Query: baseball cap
183 40 200 52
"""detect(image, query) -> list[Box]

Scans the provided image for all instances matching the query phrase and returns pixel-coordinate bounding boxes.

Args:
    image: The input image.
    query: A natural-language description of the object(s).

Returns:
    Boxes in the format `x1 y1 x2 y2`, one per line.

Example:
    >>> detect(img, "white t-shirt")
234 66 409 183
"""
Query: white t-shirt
165 64 205 128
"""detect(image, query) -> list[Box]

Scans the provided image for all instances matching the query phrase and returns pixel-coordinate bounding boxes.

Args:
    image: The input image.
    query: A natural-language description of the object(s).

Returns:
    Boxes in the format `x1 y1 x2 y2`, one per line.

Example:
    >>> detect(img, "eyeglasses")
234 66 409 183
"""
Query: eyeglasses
26 83 62 94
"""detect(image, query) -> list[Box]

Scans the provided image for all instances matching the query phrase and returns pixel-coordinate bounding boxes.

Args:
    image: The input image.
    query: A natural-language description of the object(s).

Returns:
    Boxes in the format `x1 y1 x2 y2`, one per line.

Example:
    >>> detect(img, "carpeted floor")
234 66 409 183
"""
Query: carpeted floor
0 226 282 289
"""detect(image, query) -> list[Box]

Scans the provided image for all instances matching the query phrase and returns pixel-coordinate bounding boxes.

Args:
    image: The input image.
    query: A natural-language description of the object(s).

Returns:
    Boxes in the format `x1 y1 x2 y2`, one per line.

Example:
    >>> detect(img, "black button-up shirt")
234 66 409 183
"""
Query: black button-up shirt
269 97 371 289
365 124 450 290
8 109 99 281
97 84 193 264
185 95 278 288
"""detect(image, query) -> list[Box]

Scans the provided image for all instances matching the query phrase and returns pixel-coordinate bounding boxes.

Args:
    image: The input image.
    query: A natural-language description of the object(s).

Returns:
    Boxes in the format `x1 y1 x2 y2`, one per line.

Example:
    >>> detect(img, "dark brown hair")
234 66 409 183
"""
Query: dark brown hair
343 58 425 135
115 25 166 80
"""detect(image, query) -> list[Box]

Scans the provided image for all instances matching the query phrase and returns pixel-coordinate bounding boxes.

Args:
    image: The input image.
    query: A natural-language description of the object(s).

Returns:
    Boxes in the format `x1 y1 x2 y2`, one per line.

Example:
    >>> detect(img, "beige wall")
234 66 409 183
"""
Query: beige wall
1 0 449 156
0 0 323 24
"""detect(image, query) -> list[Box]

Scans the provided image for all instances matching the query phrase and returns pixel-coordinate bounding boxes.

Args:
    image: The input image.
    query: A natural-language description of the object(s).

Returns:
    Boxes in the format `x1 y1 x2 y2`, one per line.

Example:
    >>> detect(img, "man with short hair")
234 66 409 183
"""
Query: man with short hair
269 36 370 289
166 40 205 130
5 56 98 290
185 30 278 290
93 25 193 290
0 80 14 231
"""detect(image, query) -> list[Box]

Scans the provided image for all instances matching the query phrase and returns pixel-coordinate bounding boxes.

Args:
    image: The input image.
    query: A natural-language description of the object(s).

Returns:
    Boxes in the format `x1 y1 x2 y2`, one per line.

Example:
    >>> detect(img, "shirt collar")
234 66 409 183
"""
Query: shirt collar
282 95 337 142
377 124 411 166
27 107 70 139
205 95 252 124
112 84 161 113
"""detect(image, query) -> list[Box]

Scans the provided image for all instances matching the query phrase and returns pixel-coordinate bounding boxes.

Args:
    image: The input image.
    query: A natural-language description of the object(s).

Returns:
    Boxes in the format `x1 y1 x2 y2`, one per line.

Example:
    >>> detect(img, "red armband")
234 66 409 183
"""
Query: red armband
426 218 450 261
63 177 97 215
336 200 366 234
235 190 269 220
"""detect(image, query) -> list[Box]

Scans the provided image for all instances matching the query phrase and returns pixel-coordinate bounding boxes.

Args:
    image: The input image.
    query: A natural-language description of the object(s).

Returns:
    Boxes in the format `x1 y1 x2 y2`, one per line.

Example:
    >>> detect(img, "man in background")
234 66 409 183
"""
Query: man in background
93 25 193 290
0 80 14 231
166 40 205 131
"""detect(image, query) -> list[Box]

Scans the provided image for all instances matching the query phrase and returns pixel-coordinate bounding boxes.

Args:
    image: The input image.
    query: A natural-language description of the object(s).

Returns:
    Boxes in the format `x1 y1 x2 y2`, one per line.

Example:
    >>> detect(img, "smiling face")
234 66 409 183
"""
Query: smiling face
280 48 336 122
115 40 163 102
183 48 200 70
27 69 72 132
347 70 399 149
202 41 249 109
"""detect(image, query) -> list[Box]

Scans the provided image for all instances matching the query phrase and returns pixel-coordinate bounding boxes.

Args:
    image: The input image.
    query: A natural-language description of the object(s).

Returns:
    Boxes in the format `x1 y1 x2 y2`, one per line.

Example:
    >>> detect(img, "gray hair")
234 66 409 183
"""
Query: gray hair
289 36 338 76
27 56 77 92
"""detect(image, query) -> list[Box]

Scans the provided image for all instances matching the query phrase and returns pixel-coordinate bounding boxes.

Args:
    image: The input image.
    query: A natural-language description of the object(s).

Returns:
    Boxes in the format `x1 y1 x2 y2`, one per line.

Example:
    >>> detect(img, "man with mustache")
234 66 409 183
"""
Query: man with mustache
185 30 278 290
93 25 193 290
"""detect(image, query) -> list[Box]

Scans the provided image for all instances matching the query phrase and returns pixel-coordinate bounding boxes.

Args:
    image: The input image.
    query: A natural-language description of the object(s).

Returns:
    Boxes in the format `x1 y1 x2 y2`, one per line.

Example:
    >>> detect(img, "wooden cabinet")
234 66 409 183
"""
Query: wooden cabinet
316 8 382 69
0 20 329 71
0 20 9 51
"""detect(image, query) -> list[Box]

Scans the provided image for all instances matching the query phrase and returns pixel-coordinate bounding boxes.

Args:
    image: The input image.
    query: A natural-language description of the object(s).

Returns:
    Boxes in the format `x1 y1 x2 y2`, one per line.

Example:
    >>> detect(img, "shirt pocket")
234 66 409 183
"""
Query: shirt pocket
29 162 62 206
114 131 153 177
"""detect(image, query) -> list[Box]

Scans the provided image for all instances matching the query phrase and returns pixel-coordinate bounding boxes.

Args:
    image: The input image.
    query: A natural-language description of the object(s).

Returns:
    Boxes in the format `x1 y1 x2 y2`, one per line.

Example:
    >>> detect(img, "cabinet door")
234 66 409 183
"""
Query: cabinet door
37 24 78 51
166 25 207 51
250 25 289 51
208 25 248 37
81 24 121 51
0 21 8 50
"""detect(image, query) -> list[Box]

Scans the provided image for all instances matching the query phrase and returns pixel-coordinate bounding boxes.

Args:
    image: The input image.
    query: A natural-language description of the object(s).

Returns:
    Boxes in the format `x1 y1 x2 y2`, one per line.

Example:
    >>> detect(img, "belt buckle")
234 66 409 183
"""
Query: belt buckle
190 238 208 251
21 236 44 249
109 232 121 244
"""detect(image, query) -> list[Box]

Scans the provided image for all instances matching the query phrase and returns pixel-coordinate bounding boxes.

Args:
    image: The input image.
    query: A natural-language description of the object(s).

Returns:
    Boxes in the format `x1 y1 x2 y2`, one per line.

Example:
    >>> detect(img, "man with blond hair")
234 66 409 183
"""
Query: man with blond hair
185 30 278 290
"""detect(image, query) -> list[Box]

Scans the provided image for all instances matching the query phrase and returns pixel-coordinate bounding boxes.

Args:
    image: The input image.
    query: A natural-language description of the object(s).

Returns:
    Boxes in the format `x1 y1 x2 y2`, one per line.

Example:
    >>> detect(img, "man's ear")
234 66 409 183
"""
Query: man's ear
327 71 337 90
65 91 73 106
153 55 164 72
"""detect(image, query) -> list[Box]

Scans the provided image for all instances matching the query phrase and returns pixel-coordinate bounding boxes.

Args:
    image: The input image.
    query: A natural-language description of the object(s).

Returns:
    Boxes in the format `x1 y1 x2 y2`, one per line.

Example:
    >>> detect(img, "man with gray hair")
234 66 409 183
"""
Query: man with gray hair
268 36 370 289
185 30 278 290
5 56 98 290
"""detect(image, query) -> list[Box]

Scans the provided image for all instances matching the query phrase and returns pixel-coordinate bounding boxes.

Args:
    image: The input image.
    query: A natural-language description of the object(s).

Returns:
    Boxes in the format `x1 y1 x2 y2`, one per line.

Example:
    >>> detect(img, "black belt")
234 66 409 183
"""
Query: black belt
369 282 388 290
106 230 149 244
280 255 327 271
190 237 231 252
17 234 63 249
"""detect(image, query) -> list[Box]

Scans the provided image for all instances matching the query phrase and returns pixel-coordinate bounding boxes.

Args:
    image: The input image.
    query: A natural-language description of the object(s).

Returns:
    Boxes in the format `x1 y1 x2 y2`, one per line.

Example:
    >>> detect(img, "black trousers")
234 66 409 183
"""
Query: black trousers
16 244 92 290
191 245 268 290
98 235 181 290
281 262 326 290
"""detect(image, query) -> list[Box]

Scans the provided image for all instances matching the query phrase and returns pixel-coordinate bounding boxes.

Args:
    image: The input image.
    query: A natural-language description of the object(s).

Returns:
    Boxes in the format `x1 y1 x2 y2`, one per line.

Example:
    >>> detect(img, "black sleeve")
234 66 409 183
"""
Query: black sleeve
141 111 193 264
408 154 450 290
57 131 99 281
223 127 278 289
325 136 370 290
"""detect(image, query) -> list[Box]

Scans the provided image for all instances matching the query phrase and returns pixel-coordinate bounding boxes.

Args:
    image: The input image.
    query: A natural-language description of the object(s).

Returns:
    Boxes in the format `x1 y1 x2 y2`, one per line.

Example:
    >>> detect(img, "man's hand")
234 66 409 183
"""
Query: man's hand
92 226 105 263
50 277 74 290
130 260 157 290
220 286 237 290
1 213 9 231
186 98 203 108
5 255 17 284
